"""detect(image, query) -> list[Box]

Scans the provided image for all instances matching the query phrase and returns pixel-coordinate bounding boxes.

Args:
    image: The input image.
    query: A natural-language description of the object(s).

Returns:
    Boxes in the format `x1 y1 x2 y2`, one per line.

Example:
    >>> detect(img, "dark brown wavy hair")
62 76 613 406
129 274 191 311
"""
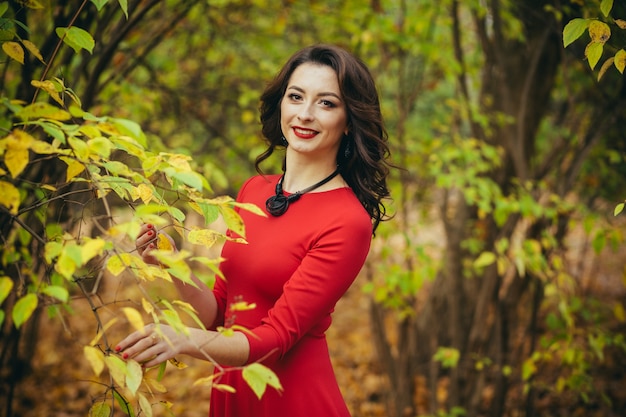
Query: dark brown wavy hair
255 44 392 233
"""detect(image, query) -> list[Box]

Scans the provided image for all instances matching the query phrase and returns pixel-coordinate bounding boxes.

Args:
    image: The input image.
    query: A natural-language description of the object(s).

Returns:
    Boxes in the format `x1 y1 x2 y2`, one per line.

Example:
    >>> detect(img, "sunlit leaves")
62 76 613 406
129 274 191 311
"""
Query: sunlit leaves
84 345 105 377
0 180 20 214
122 307 145 332
2 41 23 63
15 102 71 121
12 293 38 328
89 402 111 417
241 363 283 399
56 26 95 54
433 347 460 369
614 49 626 74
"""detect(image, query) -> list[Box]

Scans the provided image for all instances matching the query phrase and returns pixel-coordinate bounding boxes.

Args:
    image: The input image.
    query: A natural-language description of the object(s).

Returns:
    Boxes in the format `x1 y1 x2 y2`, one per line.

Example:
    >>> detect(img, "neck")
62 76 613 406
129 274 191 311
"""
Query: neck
282 156 340 193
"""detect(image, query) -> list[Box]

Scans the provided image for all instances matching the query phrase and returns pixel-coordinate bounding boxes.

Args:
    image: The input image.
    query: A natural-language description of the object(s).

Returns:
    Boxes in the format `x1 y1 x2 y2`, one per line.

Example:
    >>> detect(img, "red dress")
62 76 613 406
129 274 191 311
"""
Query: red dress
208 174 372 417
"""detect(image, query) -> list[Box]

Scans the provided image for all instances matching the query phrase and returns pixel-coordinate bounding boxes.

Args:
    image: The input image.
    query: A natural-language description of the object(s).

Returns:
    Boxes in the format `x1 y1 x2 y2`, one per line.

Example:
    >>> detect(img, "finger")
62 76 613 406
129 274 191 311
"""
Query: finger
115 324 155 353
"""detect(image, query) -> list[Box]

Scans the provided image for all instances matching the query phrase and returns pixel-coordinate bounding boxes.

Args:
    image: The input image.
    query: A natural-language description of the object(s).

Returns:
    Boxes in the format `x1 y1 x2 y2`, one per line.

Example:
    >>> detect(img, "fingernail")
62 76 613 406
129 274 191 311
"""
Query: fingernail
149 244 155 248
123 353 129 359
147 231 153 236
115 346 121 352
147 224 153 229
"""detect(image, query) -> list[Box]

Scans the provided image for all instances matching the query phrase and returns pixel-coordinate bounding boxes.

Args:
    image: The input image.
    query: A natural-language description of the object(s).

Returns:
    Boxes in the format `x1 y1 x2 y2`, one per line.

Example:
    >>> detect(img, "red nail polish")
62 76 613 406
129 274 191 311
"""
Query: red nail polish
147 224 153 229
123 353 129 359
147 231 153 236
115 346 121 352
149 244 155 248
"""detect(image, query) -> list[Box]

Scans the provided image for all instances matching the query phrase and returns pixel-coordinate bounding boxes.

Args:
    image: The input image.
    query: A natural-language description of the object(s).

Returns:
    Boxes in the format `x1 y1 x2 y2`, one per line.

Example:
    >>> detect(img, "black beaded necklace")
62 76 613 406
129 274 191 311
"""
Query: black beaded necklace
266 168 340 216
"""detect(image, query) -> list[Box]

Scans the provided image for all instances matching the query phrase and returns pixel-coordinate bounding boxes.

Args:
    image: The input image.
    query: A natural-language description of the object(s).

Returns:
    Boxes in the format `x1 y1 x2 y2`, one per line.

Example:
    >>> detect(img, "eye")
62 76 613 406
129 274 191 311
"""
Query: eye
287 93 302 101
320 99 336 108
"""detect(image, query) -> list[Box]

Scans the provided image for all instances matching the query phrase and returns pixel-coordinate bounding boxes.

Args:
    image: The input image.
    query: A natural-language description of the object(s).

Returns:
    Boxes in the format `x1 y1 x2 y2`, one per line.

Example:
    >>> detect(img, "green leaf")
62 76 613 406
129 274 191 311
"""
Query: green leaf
433 346 460 368
241 363 283 399
563 18 590 48
42 285 69 303
113 390 135 417
105 354 127 388
89 402 111 417
614 202 624 216
12 293 38 329
474 251 496 268
0 276 13 304
600 0 614 17
56 26 95 54
118 0 128 18
90 0 109 11
585 42 604 70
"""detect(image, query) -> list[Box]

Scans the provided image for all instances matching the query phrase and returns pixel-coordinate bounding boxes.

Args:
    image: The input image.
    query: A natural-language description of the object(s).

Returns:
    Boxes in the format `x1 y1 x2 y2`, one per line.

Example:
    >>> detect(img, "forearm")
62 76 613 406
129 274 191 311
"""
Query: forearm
181 328 250 367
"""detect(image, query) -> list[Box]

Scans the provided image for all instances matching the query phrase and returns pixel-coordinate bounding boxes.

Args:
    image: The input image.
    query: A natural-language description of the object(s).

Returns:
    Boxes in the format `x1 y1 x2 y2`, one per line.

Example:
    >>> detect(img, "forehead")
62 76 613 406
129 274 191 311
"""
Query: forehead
288 63 341 93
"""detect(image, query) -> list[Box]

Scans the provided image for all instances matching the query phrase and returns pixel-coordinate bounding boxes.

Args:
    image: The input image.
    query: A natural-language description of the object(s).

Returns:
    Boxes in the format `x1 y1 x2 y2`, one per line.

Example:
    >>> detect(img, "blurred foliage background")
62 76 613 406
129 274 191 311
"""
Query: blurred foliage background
1 0 625 416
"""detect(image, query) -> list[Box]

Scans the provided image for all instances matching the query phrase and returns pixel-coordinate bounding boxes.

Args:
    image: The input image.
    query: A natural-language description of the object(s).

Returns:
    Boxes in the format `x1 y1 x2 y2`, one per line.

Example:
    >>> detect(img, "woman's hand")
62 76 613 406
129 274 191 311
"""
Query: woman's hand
136 224 177 265
115 323 185 369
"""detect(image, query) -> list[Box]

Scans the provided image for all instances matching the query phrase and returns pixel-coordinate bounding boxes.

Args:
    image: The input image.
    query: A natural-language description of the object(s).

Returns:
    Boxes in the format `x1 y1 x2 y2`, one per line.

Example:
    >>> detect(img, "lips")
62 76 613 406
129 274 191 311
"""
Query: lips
293 127 318 139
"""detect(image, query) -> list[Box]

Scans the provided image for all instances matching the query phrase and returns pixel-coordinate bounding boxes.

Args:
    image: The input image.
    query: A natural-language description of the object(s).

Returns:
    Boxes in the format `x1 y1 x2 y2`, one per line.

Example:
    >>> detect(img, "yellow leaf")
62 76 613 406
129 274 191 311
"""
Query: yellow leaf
212 384 237 394
30 140 58 155
31 80 62 105
126 359 143 396
187 228 219 247
614 49 626 74
0 276 13 305
59 156 86 181
616 19 626 30
219 206 245 237
142 297 155 316
122 307 145 332
588 20 611 44
138 393 153 417
22 40 45 63
597 57 614 81
168 357 187 369
193 374 221 386
2 41 24 64
165 153 192 171
81 237 106 263
4 146 29 178
144 377 168 393
84 345 105 376
131 183 154 204
0 180 21 214
106 253 134 276
156 234 174 250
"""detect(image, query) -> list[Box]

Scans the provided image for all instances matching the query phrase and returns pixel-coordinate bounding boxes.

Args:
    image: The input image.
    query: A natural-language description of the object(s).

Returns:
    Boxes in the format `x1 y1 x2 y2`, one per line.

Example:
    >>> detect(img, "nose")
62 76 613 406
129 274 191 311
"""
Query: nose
297 103 314 121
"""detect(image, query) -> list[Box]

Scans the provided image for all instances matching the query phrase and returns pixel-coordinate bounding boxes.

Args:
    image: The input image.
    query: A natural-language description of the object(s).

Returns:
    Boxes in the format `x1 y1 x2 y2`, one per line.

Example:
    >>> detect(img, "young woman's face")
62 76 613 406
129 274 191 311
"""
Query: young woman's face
280 63 348 162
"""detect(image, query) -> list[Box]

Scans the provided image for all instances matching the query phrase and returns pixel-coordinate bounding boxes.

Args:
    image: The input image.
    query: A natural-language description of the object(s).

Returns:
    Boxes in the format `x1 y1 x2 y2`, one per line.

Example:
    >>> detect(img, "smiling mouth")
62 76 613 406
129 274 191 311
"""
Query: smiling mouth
293 127 318 138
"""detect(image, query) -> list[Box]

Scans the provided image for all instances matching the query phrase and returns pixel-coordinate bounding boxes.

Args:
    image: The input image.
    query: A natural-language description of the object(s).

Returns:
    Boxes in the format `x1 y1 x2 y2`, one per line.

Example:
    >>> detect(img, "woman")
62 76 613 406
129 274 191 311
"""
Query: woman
117 44 392 416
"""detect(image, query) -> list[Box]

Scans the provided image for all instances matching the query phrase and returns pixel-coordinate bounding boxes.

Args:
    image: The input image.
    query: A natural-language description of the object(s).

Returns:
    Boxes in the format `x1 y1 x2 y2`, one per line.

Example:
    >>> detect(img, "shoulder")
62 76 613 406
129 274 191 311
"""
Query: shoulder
237 174 279 200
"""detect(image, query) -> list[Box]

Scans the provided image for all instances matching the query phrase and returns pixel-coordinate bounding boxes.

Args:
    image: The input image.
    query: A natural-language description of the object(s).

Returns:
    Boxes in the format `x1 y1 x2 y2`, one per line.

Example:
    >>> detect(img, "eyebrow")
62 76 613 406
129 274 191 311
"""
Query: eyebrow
287 85 343 101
